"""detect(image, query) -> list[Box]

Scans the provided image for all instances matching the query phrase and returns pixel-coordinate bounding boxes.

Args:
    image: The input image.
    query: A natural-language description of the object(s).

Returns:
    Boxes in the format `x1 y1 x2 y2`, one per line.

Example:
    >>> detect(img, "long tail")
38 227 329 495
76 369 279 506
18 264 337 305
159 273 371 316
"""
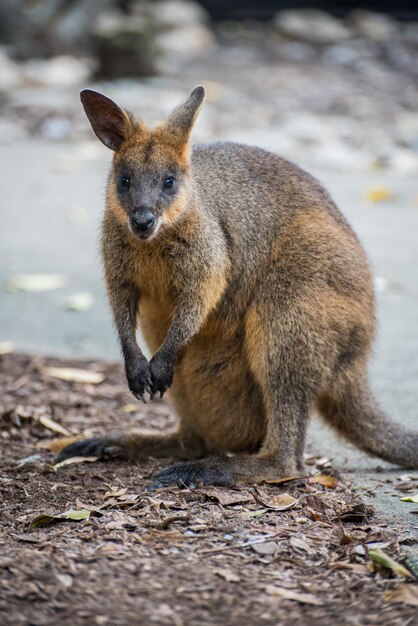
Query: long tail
318 381 418 468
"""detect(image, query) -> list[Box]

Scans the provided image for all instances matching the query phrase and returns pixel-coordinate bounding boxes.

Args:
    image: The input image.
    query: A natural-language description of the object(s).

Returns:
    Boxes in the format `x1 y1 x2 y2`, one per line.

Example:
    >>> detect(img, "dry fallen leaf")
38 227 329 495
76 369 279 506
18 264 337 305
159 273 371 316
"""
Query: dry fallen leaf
41 366 105 384
368 549 414 579
200 489 253 507
7 274 68 292
30 508 92 528
38 414 72 436
119 403 138 413
309 474 339 488
64 292 94 311
384 584 418 606
307 506 324 522
252 489 298 511
0 341 14 355
53 455 100 469
365 185 392 204
266 585 323 606
263 475 306 485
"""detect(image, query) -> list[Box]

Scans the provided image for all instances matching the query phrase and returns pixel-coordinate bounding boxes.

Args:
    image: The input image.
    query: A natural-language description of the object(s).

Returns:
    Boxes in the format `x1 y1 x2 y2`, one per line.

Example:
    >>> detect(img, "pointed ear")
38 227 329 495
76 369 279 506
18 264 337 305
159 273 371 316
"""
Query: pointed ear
162 86 206 146
80 89 134 151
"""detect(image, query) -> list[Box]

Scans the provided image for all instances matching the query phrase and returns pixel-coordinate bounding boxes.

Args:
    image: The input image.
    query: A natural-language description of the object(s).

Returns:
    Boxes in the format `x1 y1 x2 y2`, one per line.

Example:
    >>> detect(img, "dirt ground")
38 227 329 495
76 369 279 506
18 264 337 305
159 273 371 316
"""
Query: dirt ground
0 352 417 626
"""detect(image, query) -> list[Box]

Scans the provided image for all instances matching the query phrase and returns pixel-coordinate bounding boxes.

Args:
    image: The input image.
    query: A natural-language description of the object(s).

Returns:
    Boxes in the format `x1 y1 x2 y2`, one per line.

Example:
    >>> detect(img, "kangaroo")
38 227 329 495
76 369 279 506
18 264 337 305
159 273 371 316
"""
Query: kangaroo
57 86 418 486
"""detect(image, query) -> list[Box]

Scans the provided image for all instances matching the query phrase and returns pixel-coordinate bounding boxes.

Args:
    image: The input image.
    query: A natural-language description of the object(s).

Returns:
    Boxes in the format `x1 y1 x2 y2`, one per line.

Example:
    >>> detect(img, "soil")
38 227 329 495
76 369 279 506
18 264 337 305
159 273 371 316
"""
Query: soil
1 353 417 626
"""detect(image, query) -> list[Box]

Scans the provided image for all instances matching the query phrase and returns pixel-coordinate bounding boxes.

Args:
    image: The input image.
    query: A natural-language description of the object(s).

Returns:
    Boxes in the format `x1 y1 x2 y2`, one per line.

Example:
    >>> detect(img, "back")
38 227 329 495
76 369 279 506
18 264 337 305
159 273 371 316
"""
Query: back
191 141 369 299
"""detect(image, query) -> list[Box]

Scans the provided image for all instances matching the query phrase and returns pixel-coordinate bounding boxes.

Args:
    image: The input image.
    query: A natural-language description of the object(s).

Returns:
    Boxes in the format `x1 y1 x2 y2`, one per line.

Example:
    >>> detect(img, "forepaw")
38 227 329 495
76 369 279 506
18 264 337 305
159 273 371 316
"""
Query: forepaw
149 353 174 398
55 437 122 463
148 460 234 489
126 358 153 403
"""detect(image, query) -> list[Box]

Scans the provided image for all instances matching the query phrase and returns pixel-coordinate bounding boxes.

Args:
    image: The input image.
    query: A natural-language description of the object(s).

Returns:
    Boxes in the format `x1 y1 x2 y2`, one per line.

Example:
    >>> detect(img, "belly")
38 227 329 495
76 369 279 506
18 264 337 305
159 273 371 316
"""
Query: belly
169 320 266 453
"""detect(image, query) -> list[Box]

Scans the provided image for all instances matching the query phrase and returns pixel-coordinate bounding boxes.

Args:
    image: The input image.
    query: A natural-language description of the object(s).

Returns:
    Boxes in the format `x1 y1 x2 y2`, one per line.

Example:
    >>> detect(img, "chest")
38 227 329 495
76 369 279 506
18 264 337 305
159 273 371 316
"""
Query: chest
131 243 187 349
132 242 185 300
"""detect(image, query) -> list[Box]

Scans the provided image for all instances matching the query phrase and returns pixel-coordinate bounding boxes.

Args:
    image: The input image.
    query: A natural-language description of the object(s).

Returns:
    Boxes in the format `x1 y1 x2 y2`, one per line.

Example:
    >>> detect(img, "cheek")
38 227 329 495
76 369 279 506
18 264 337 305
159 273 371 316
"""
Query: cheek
161 197 186 226
108 184 130 226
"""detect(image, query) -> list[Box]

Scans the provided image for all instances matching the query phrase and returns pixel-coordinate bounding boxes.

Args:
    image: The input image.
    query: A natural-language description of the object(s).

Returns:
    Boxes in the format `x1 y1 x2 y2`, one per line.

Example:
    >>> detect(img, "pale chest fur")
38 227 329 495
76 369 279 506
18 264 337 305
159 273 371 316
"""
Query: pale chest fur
131 246 179 353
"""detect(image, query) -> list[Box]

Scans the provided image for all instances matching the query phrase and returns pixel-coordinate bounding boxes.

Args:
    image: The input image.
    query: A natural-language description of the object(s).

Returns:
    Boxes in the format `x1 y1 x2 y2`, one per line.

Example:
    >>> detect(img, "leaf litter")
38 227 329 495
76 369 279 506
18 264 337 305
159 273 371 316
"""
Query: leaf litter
1 353 417 626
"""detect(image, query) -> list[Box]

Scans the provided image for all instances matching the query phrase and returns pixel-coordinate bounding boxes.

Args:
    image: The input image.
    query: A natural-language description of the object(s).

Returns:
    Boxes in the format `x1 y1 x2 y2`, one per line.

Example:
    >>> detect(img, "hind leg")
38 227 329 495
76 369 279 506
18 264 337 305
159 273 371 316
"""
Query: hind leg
56 429 207 463
152 391 310 488
152 297 324 487
243 302 320 474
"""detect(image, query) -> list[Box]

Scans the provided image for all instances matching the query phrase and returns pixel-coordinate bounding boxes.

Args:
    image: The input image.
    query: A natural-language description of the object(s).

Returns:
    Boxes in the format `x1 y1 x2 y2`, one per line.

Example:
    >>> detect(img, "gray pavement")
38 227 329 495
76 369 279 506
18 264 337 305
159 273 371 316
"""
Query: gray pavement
1 139 418 533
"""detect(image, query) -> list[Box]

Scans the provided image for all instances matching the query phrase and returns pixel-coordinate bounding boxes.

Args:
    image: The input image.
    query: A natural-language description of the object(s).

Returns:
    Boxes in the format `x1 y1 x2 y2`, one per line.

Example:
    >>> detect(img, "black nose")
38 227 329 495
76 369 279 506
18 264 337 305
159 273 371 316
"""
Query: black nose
131 210 156 233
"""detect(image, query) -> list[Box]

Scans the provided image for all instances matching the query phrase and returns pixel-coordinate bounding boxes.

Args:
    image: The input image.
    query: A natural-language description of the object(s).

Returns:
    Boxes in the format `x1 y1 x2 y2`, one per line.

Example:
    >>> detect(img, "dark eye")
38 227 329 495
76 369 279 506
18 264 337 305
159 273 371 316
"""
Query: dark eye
120 175 130 189
163 176 176 190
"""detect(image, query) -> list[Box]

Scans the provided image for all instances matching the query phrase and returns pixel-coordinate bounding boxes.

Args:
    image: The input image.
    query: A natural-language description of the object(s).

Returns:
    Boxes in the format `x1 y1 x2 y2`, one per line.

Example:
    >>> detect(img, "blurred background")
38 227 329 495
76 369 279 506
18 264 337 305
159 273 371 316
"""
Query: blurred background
0 1 417 476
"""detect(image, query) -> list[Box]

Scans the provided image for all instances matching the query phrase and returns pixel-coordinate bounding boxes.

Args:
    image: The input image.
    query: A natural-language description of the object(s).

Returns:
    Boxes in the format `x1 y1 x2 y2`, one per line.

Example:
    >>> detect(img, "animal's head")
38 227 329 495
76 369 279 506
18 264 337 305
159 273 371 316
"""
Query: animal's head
81 86 205 241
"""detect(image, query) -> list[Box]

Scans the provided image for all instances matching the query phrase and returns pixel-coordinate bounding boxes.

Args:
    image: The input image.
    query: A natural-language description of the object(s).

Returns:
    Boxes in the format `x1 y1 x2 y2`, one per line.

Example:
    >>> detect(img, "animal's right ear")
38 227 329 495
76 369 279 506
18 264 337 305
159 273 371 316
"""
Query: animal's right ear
80 89 133 151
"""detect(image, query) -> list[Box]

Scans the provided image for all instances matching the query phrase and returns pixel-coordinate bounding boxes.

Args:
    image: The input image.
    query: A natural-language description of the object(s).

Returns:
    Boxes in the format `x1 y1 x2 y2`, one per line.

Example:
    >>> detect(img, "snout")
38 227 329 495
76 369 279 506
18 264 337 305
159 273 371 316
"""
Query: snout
130 209 157 239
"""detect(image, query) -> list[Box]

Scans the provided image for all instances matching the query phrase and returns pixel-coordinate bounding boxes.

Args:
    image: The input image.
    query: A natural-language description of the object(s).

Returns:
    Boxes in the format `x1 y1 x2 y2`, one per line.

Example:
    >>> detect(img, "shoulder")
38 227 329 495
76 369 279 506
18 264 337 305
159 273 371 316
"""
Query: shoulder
191 141 276 161
190 141 313 181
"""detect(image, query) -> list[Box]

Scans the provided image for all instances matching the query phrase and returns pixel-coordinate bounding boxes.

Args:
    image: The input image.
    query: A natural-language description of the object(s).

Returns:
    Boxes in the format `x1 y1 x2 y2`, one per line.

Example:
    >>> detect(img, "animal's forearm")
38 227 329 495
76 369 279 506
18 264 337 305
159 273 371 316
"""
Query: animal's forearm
108 282 153 400
109 283 142 359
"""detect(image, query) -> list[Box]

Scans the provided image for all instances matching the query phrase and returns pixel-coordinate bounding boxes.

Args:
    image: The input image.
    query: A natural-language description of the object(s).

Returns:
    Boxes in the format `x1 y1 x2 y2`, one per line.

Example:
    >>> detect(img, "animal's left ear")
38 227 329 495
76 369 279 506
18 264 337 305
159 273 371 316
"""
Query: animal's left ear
161 86 205 147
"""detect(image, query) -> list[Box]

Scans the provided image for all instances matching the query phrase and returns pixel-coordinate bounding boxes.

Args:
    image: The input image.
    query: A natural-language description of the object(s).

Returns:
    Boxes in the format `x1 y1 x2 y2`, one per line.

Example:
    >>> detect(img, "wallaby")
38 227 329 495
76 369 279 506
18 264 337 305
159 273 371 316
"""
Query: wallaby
58 86 418 486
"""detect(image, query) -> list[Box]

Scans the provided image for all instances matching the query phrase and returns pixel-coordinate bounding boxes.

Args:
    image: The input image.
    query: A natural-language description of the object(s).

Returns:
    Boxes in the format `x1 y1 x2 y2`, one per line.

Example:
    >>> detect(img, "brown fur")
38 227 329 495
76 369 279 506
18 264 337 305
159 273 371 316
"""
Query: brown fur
57 87 418 485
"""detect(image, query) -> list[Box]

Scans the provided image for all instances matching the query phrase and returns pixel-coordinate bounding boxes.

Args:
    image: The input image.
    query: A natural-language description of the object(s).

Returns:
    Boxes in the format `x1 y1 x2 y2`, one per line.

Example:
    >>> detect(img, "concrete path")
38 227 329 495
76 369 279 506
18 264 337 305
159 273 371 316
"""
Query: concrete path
1 139 417 532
